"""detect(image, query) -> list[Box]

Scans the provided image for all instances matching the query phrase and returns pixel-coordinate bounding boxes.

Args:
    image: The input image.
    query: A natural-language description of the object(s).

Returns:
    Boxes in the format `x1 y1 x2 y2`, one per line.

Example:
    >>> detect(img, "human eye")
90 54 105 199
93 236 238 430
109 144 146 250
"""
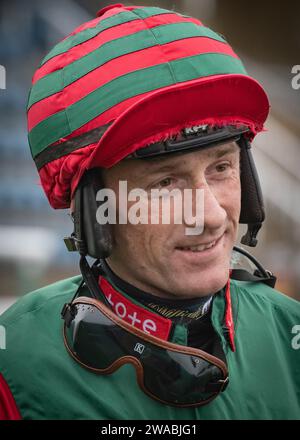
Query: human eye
151 177 176 189
215 162 231 173
206 161 234 180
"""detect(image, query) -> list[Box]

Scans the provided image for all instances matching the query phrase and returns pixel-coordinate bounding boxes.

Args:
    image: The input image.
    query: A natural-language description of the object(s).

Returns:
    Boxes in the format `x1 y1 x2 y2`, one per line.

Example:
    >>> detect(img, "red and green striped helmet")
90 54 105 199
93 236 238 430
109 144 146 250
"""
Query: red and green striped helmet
27 3 269 209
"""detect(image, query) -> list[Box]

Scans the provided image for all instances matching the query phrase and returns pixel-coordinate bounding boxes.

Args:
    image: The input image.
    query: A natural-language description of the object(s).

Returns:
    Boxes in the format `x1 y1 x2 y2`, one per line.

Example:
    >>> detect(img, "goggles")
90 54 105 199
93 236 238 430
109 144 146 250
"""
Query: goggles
62 288 229 408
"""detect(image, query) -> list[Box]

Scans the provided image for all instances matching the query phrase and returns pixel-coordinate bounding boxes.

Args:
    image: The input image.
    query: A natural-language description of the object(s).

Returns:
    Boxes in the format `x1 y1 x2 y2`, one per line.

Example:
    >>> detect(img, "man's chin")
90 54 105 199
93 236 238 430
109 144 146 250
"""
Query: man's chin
167 267 230 298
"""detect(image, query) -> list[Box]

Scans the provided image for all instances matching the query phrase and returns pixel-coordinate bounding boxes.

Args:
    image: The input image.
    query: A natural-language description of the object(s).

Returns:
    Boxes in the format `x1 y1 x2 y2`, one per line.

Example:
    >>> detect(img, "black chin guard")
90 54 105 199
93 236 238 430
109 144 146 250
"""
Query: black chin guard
64 168 113 258
238 135 265 246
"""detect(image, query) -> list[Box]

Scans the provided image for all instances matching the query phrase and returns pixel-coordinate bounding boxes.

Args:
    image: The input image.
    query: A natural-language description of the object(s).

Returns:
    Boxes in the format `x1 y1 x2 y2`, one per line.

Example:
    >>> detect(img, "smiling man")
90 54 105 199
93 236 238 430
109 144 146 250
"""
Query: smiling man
0 3 299 420
102 141 241 299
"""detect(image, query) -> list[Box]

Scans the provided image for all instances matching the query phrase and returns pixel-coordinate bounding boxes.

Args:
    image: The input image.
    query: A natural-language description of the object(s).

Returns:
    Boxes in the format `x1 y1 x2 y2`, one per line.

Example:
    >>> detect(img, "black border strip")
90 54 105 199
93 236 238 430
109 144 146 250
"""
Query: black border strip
34 122 112 170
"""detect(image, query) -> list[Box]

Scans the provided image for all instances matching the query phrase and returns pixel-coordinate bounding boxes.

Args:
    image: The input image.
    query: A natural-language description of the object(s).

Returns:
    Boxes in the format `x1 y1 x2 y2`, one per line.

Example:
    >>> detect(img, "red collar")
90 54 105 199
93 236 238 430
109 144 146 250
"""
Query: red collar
99 276 172 340
99 274 235 351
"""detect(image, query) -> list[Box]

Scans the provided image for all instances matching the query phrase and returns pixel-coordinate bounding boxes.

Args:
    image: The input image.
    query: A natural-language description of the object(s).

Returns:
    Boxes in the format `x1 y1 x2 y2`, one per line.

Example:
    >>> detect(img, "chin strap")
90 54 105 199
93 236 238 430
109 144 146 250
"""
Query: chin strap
231 246 277 288
230 268 276 288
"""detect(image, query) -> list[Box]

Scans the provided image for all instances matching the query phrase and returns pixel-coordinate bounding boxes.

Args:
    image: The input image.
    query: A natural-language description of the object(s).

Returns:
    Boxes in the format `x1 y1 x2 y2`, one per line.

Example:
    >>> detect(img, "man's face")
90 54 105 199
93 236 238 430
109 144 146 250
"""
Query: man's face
102 141 241 299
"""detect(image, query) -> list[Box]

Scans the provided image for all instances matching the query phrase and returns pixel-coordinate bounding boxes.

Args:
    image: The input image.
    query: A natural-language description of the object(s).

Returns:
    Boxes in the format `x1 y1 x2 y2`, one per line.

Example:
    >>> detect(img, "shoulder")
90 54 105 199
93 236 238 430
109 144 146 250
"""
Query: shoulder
0 275 82 328
230 278 300 319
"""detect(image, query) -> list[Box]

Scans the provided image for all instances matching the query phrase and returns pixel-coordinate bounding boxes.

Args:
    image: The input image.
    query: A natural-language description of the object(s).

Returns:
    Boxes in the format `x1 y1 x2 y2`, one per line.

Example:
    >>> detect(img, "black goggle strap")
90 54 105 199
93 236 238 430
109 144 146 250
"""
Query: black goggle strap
61 255 111 326
61 279 85 327
79 255 111 306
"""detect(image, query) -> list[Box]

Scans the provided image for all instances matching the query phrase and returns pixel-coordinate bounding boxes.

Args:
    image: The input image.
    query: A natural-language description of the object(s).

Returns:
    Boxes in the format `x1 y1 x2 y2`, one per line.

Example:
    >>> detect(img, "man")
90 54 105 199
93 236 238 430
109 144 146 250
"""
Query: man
0 3 299 419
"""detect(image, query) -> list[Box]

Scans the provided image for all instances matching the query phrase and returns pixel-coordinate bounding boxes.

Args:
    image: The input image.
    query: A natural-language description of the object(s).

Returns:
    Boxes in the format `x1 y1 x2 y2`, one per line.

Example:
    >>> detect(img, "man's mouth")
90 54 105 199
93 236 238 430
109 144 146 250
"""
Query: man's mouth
175 234 224 253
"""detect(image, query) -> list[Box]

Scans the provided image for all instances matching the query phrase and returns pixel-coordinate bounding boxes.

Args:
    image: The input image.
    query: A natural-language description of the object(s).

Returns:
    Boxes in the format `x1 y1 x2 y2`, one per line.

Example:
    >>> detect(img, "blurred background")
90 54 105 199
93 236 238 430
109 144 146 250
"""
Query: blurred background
0 0 300 313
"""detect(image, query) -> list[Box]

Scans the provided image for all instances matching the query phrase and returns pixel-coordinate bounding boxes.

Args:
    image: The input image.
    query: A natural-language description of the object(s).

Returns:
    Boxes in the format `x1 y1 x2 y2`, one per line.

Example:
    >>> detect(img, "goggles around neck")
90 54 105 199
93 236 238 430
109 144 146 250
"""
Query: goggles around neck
61 257 229 408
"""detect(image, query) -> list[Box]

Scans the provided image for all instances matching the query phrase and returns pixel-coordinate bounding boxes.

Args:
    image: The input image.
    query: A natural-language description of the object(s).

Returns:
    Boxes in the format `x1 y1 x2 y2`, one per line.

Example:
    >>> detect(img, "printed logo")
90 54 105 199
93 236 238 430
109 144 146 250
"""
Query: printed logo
134 343 145 355
99 277 172 340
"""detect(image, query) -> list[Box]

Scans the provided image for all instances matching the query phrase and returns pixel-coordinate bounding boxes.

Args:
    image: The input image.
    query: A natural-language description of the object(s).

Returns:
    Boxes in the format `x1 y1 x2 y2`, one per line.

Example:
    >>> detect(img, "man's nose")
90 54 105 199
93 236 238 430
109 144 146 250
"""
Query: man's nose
202 183 227 231
183 180 226 232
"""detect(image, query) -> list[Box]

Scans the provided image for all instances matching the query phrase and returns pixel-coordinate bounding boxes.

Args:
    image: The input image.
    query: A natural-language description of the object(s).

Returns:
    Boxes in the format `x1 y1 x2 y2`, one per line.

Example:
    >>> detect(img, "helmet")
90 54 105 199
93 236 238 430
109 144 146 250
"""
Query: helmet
27 3 269 252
